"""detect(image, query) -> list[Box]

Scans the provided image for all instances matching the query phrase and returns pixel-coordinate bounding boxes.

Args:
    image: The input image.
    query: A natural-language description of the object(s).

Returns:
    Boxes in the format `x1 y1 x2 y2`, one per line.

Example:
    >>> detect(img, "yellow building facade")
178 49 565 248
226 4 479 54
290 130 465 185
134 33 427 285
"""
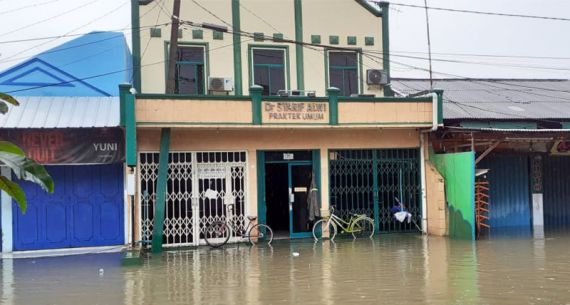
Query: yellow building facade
123 0 445 249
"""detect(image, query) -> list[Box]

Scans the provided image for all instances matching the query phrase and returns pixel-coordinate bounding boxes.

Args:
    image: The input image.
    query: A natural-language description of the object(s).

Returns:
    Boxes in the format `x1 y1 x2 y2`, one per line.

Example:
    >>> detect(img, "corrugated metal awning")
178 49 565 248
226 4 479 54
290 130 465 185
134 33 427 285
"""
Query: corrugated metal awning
0 96 120 128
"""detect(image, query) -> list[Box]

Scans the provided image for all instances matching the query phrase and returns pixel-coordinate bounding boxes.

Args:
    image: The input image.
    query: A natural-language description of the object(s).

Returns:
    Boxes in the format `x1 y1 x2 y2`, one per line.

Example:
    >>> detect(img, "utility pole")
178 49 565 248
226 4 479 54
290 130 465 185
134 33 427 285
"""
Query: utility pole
166 0 181 94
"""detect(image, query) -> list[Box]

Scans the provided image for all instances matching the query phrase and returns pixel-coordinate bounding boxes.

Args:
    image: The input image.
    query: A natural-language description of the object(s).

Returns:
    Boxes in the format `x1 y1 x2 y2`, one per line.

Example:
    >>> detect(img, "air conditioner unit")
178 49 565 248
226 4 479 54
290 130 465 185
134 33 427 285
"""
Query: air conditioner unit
366 69 388 85
208 77 234 92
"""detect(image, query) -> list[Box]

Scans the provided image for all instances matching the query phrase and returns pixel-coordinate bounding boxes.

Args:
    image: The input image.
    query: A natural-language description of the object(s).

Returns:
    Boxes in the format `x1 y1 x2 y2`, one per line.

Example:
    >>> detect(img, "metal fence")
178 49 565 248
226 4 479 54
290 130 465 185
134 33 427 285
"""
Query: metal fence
329 149 421 232
139 151 248 247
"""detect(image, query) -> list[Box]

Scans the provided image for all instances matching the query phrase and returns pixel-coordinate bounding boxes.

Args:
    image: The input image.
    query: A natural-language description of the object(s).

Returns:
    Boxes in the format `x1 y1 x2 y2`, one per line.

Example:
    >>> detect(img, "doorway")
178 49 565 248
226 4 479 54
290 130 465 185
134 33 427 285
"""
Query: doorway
261 150 319 239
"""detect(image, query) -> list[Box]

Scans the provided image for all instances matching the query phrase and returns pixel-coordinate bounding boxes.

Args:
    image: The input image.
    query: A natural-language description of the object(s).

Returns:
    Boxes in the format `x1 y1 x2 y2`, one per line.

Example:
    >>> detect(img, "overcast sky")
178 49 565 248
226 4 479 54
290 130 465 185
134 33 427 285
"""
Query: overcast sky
1 0 569 79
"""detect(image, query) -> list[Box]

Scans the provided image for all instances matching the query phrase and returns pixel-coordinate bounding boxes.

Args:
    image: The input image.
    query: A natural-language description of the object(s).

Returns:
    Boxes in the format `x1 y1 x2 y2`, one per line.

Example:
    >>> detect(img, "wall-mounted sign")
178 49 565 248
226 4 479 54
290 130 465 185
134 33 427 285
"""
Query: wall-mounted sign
283 153 294 160
0 128 123 164
550 140 570 155
262 101 329 123
197 166 226 179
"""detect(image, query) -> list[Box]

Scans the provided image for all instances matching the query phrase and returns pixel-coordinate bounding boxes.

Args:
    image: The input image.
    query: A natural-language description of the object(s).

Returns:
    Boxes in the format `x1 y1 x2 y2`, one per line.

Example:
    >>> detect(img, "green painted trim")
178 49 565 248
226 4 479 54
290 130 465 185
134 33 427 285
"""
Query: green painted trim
119 84 130 127
347 36 357 45
150 28 162 38
136 93 251 100
329 35 339 45
272 33 284 42
372 150 380 232
338 97 432 102
247 44 291 94
125 92 137 166
294 0 305 90
192 29 203 39
311 35 321 44
213 31 224 40
327 87 340 125
151 128 171 253
355 0 383 17
231 0 243 95
365 36 375 46
312 149 322 215
358 52 364 93
340 122 433 126
325 49 363 95
379 2 392 96
433 89 444 125
164 41 210 94
131 0 142 92
137 122 252 126
256 151 266 225
250 85 263 125
253 32 265 41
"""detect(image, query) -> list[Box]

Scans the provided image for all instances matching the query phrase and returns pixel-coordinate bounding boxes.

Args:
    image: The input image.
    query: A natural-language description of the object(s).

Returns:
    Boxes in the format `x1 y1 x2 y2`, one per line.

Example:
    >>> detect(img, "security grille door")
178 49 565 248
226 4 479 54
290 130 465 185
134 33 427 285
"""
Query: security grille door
329 149 421 232
140 151 247 247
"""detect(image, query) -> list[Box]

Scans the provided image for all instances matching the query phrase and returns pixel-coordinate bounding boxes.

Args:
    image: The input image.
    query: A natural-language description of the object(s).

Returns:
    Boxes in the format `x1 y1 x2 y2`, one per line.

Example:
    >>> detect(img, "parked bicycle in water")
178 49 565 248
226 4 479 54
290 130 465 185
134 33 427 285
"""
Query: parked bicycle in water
204 203 274 248
312 205 374 241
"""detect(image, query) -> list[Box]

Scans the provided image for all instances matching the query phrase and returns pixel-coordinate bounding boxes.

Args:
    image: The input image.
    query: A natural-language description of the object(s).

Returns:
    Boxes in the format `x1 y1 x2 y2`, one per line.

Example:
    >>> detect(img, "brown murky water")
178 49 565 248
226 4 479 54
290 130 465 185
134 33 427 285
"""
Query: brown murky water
2 233 570 305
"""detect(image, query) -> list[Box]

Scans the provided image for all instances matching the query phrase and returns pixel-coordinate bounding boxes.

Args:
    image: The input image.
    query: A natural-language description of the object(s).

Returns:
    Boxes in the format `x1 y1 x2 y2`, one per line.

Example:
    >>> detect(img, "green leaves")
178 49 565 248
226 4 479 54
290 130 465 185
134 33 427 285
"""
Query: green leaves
0 93 19 114
0 176 27 213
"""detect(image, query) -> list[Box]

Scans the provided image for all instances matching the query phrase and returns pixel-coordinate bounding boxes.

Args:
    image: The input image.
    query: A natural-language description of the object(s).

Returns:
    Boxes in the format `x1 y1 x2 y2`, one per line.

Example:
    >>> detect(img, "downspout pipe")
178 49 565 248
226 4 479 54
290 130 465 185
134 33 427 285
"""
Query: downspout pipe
418 89 443 234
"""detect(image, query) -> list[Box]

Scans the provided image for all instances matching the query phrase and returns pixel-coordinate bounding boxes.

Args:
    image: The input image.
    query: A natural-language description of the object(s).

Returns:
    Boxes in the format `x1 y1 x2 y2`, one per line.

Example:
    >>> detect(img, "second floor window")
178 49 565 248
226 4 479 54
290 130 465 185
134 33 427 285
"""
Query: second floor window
252 49 286 96
328 51 359 97
175 46 205 94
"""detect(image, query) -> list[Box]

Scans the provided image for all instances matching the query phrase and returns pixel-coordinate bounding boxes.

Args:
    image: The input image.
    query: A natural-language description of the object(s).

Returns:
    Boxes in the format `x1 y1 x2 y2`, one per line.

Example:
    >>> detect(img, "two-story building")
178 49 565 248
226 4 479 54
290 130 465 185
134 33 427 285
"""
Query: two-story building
124 0 444 250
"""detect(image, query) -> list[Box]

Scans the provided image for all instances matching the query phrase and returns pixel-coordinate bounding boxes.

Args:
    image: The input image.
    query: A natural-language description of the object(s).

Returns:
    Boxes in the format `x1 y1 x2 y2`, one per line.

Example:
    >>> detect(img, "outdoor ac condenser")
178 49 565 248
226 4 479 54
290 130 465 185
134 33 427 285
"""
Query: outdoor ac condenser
208 77 234 92
366 69 388 85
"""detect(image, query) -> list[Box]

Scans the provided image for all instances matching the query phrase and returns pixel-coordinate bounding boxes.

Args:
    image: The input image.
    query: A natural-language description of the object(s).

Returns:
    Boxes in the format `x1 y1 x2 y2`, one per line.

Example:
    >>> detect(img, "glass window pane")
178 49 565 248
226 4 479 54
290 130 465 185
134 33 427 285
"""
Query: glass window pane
254 66 270 96
253 49 284 65
269 67 285 95
329 52 357 67
178 47 204 62
344 69 358 96
176 64 196 94
329 68 343 92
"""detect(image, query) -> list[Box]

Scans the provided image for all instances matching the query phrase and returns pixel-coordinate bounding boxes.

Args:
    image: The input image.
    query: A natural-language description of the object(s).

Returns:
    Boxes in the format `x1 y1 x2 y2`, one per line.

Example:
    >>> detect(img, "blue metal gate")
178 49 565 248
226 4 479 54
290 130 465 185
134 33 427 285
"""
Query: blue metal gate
13 164 124 250
543 156 570 229
479 154 531 228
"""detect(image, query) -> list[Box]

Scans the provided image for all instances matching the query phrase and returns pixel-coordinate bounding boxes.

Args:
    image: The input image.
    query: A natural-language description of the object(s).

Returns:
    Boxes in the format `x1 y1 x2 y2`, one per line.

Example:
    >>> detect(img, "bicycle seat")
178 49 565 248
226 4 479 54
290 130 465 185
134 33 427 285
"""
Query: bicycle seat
247 216 257 221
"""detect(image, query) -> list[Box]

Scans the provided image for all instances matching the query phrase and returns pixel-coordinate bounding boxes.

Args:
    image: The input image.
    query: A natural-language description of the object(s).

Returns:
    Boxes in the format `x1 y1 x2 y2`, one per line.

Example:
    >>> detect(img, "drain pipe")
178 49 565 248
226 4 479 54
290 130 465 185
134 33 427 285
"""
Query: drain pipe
419 90 441 234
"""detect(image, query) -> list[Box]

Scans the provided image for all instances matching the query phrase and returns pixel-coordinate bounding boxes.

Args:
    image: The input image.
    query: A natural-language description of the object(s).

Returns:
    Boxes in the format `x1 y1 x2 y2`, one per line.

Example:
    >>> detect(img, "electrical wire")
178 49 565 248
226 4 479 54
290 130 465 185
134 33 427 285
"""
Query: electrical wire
372 1 570 22
0 0 63 16
0 0 99 38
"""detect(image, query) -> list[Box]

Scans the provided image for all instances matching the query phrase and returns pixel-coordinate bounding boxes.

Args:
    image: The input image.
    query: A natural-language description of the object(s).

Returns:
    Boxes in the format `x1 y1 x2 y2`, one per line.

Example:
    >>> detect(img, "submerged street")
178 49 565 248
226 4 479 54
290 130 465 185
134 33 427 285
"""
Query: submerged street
2 232 570 305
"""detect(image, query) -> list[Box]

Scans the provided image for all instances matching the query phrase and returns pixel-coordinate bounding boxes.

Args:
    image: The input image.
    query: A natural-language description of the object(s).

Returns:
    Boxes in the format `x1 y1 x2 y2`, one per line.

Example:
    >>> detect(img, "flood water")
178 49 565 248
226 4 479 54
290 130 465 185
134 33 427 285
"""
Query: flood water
2 232 570 305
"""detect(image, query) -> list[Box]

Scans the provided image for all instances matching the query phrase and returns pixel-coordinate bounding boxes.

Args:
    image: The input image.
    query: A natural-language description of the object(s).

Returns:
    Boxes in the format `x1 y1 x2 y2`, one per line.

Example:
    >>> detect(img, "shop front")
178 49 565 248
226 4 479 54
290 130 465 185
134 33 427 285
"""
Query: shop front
123 87 442 249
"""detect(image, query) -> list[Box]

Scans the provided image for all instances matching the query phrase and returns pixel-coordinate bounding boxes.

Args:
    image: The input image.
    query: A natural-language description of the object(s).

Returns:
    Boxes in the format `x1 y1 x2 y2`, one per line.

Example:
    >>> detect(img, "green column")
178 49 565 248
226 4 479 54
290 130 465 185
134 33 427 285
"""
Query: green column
119 84 130 128
327 87 340 125
151 128 171 253
125 89 137 167
433 88 444 125
232 0 243 95
378 2 392 96
250 85 263 125
294 0 305 90
372 150 380 233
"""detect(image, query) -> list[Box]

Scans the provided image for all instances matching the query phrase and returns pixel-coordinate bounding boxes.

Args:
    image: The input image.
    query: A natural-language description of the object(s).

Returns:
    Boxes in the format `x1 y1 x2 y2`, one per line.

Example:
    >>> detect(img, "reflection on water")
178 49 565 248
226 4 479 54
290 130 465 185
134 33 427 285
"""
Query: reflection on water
2 232 570 305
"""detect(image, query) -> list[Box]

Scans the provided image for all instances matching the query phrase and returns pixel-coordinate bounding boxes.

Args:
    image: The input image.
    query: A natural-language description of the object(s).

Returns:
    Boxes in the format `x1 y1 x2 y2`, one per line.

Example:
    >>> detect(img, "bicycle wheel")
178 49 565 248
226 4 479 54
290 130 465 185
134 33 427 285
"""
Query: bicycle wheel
351 218 375 239
204 221 231 248
248 224 274 245
312 219 337 241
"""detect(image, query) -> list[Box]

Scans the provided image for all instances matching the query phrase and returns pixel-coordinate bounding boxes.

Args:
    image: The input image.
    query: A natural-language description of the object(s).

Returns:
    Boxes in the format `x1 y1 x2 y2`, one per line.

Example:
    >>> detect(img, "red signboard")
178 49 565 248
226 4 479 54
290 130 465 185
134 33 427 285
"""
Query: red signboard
0 128 124 164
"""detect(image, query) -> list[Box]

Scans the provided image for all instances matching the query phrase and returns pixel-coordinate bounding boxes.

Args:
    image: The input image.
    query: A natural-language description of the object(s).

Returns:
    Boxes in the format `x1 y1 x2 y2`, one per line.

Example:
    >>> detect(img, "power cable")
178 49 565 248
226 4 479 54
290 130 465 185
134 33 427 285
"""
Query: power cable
0 0 98 38
372 1 570 22
0 0 63 16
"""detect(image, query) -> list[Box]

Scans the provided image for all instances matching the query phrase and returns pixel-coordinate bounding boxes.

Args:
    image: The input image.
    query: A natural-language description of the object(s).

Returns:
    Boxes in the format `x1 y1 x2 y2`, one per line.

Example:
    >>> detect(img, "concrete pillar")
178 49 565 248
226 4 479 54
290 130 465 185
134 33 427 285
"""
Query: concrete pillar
1 166 13 253
319 148 330 217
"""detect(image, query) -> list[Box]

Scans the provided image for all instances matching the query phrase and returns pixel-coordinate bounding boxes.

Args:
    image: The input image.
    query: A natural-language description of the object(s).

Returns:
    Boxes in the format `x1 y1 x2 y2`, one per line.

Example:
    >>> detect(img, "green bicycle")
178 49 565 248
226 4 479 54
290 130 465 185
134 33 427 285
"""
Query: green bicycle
312 205 375 241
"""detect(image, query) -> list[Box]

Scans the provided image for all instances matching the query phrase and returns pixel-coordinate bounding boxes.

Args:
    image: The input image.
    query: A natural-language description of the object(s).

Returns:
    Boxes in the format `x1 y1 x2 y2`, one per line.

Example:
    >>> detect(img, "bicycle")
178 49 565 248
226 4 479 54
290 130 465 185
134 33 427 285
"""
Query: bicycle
312 205 374 241
204 203 274 248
